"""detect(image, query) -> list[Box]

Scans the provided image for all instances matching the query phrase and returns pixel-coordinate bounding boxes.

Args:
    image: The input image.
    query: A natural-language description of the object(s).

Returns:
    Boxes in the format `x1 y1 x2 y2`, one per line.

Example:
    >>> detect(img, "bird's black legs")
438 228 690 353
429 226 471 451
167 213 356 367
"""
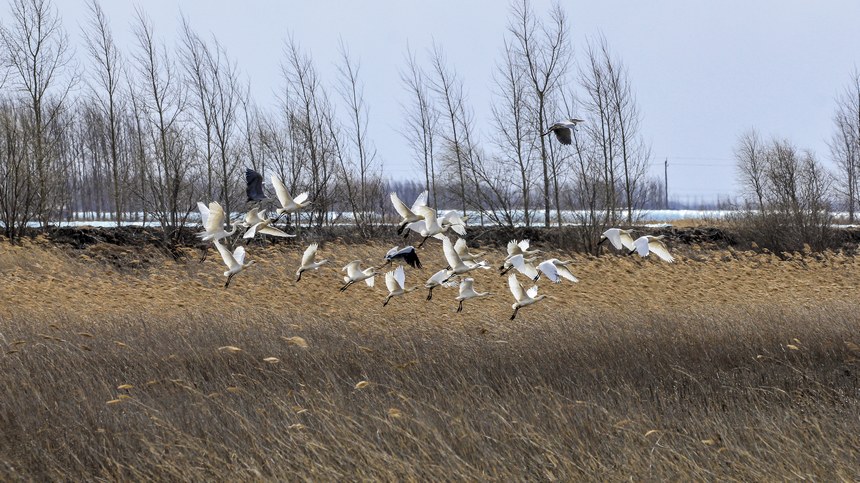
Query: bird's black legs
457 300 463 313
426 287 433 301
199 247 208 263
416 236 429 248
339 281 353 292
510 306 519 320
295 271 303 282
383 296 391 307
224 273 234 288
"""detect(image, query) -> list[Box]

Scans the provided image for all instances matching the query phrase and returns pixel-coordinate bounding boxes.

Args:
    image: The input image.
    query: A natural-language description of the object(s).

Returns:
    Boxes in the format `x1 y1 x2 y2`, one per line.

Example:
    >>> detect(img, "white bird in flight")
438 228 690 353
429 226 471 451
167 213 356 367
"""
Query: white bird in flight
599 228 635 251
508 273 548 320
340 260 377 292
439 211 468 236
542 118 584 145
423 268 458 301
504 254 540 281
630 235 674 262
405 205 446 247
455 277 491 313
441 236 490 282
241 207 294 239
383 265 417 307
537 259 579 283
197 201 237 243
454 238 485 262
390 190 428 236
213 240 254 288
380 245 422 269
295 243 329 281
272 174 310 216
505 239 541 261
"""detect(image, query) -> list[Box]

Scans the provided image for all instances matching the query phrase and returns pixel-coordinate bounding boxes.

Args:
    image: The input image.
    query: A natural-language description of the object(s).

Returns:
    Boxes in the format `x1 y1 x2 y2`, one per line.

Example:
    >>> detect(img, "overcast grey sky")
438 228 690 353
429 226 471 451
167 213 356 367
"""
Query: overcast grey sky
51 1 860 202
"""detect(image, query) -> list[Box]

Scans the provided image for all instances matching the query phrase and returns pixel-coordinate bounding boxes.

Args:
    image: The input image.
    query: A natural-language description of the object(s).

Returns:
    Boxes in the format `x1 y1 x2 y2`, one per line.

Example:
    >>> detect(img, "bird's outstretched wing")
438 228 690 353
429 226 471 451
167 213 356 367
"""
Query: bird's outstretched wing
442 236 461 268
411 190 429 212
508 273 525 302
426 269 449 286
618 230 635 251
206 202 225 233
259 225 294 237
385 270 398 293
510 254 539 281
293 192 309 205
394 265 406 290
390 192 414 219
553 127 572 145
648 238 675 263
301 243 318 267
454 237 468 256
197 201 210 226
271 174 293 208
246 168 266 202
403 248 422 269
214 240 234 268
233 246 247 266
602 228 623 250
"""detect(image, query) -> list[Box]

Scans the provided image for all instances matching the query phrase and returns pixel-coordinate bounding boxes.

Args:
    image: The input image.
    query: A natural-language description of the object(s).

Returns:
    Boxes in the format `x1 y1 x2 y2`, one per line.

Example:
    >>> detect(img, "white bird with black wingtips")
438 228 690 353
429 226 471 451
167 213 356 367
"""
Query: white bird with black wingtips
380 245 422 269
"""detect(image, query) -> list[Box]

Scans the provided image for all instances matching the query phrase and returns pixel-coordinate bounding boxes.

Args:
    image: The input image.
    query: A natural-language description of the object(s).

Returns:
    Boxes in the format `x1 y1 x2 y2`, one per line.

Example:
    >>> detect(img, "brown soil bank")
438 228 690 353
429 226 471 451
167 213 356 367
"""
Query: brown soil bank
0 235 858 480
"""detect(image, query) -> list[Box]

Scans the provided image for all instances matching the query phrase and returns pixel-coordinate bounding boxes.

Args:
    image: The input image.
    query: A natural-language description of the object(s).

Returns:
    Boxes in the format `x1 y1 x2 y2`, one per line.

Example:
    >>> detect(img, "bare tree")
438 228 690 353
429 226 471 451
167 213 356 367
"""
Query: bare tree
735 135 833 251
82 0 125 225
400 45 439 207
0 0 77 227
429 44 469 216
507 0 571 226
735 128 767 212
829 69 860 222
334 40 380 233
281 36 337 226
579 35 650 225
132 7 193 241
0 100 36 238
491 38 536 225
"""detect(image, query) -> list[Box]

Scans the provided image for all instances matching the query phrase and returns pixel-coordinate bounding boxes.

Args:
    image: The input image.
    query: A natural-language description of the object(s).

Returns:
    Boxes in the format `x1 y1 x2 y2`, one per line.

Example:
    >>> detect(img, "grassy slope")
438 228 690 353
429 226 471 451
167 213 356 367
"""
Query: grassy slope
1 237 858 480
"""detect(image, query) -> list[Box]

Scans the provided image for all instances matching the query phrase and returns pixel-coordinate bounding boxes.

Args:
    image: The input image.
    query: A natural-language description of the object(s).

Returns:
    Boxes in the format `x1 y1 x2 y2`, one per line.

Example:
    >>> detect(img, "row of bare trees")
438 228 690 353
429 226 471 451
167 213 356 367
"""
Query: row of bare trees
0 0 663 242
399 1 654 249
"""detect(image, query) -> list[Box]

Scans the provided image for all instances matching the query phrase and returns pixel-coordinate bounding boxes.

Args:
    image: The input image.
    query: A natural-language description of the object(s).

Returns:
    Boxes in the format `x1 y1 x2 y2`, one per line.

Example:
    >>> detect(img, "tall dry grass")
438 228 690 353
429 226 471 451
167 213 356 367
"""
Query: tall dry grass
1 302 858 480
1 237 859 479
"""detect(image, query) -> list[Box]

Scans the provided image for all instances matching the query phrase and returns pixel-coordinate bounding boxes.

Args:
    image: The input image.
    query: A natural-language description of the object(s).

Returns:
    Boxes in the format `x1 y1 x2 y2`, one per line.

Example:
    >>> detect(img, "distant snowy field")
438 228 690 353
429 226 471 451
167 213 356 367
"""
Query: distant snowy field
13 209 859 229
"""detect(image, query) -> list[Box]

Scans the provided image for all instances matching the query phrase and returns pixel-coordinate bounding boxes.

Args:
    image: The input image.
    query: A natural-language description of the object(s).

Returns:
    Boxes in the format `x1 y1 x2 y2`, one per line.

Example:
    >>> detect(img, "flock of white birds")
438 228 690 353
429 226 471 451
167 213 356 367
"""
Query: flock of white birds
195 120 675 320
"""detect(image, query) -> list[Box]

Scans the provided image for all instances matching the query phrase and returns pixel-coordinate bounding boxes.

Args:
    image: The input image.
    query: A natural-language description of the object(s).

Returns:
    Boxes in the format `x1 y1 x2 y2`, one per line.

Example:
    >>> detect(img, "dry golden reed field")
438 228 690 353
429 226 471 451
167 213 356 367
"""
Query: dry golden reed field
1 230 859 480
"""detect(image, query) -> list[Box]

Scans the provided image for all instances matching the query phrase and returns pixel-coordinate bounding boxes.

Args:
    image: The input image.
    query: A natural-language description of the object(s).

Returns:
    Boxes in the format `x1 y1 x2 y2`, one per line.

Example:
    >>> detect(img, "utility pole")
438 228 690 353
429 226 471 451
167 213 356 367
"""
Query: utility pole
664 158 669 209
